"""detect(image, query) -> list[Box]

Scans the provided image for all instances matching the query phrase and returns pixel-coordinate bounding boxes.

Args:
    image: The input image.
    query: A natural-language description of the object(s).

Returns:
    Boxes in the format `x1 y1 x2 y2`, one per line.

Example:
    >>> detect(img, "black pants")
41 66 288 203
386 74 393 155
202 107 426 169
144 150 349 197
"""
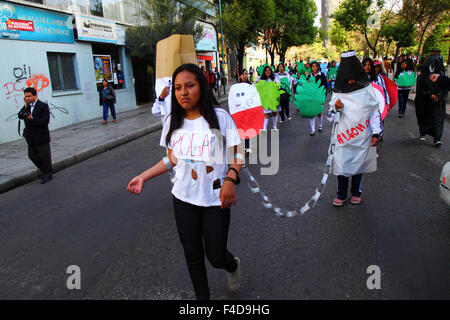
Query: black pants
28 142 52 179
173 196 237 300
337 174 362 200
397 89 410 115
279 92 290 121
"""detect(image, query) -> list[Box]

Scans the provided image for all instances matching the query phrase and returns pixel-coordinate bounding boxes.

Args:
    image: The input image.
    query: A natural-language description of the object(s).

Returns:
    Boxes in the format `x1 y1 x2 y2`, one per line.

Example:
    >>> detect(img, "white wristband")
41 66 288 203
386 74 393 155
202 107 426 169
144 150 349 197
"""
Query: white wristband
162 156 173 170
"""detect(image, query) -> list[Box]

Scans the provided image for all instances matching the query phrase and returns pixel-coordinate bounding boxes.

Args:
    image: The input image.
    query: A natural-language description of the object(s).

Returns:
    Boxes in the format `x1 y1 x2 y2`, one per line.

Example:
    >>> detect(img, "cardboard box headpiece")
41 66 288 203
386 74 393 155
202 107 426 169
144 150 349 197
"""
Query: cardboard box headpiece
156 34 198 79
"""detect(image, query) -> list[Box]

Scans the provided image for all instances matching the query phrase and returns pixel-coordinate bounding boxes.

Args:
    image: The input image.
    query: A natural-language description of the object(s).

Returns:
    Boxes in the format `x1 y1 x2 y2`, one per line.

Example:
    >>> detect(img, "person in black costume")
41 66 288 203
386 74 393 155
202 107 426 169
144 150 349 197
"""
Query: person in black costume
415 51 448 147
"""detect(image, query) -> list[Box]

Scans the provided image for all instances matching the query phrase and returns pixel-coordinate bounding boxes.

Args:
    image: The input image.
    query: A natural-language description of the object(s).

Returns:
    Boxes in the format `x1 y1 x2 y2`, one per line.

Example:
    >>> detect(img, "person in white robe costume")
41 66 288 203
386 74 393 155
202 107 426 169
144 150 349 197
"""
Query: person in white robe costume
327 51 383 207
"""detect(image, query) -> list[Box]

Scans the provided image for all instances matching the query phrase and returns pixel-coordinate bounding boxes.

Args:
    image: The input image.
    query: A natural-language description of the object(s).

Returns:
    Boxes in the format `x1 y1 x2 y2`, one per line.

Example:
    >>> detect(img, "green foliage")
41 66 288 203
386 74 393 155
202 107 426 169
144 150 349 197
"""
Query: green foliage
423 15 450 57
222 0 275 53
329 20 350 50
381 21 416 48
395 71 417 87
125 0 206 59
265 0 317 63
294 75 326 118
255 80 281 111
331 0 373 34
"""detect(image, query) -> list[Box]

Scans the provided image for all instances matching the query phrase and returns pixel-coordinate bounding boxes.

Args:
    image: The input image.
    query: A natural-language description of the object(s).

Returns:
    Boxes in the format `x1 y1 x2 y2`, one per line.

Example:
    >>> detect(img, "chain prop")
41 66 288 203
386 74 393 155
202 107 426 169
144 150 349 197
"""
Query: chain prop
165 111 340 218
242 111 340 218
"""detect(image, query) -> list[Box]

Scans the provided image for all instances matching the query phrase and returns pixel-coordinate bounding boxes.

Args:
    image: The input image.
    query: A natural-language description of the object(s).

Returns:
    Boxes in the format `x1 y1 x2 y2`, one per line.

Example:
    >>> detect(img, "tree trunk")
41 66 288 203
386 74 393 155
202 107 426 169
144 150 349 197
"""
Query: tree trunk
386 41 392 56
393 45 401 75
236 44 245 72
269 49 275 67
364 30 377 58
279 47 287 65
415 17 433 72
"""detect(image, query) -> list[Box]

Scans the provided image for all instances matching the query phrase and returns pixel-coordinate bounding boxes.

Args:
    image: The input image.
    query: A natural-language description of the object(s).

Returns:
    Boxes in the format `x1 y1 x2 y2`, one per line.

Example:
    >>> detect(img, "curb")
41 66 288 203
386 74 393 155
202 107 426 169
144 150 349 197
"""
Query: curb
1 97 230 194
0 122 162 194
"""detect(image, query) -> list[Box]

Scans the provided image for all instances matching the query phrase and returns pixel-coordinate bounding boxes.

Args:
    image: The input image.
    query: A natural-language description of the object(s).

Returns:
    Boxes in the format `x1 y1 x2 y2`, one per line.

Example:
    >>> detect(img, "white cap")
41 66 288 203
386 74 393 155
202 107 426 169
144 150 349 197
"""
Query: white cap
341 51 356 58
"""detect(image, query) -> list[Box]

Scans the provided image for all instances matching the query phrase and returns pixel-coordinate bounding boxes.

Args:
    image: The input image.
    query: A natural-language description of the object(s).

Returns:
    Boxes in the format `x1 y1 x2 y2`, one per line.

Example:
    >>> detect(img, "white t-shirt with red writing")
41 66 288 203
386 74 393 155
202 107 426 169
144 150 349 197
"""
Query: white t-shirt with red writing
160 107 241 207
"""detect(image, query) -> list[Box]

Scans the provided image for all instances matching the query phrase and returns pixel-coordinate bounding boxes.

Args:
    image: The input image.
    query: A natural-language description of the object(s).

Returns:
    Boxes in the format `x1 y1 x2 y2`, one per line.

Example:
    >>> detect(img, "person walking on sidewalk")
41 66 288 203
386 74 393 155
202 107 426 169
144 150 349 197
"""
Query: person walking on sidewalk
99 79 117 124
208 68 217 94
18 87 53 184
127 63 243 300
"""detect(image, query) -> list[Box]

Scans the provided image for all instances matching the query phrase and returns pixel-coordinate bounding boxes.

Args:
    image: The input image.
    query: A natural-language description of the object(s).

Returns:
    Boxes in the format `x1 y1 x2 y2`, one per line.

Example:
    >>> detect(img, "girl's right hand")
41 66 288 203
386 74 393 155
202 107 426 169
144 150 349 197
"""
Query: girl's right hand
127 176 145 194
335 99 344 109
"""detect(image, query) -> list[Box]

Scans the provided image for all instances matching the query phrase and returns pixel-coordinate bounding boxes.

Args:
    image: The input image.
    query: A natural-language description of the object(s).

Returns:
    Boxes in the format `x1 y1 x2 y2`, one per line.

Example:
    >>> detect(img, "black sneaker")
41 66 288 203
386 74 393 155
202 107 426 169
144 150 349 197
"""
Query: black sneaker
310 131 315 136
434 140 442 147
419 134 426 141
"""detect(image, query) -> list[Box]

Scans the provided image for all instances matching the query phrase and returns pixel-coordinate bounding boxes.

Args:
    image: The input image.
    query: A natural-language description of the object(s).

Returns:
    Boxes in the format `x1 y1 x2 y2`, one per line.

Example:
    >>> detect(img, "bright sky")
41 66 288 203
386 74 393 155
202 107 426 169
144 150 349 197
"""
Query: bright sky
314 0 321 27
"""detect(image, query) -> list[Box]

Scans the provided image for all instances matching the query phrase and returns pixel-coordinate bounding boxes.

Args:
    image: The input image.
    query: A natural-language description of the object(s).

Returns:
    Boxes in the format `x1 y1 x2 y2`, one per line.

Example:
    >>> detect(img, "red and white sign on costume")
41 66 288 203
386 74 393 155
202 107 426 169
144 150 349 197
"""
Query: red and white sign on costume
228 83 264 139
371 83 388 120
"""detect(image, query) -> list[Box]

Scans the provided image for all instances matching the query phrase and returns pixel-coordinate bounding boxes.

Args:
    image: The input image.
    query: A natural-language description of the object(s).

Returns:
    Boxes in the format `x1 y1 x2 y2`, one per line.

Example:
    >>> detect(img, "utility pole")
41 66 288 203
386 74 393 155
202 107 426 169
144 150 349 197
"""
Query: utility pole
218 0 226 93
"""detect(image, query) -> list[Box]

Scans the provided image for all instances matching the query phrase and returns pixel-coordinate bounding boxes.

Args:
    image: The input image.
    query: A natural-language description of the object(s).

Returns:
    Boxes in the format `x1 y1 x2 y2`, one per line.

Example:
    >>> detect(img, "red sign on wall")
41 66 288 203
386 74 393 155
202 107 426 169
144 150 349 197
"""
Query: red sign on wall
6 19 35 32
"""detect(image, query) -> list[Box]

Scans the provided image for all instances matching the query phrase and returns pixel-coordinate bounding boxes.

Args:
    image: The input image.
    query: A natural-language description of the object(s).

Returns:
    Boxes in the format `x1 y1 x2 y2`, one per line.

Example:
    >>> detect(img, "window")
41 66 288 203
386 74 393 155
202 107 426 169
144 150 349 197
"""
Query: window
47 53 79 91
25 0 44 4
90 0 103 17
92 43 125 90
103 0 118 21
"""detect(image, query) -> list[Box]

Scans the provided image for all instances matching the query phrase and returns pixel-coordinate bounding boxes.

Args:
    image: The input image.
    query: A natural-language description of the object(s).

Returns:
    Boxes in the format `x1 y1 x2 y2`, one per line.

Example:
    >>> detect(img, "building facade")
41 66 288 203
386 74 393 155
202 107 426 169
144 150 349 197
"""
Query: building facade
0 0 217 144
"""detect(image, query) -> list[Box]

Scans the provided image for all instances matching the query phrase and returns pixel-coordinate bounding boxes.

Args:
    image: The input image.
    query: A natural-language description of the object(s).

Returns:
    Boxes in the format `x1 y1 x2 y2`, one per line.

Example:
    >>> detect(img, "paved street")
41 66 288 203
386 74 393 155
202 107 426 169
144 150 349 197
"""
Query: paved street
0 99 449 300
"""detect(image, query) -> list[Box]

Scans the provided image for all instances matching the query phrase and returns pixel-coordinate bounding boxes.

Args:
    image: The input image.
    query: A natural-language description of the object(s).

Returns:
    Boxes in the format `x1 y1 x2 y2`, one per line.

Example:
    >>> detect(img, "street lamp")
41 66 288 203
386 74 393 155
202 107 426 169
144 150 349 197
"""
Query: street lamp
218 0 226 93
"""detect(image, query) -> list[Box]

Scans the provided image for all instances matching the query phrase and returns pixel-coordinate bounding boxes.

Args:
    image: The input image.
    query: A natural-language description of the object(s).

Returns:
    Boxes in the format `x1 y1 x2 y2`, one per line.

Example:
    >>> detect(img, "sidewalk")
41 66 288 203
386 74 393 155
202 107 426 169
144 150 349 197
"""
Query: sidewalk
407 92 450 118
0 90 231 194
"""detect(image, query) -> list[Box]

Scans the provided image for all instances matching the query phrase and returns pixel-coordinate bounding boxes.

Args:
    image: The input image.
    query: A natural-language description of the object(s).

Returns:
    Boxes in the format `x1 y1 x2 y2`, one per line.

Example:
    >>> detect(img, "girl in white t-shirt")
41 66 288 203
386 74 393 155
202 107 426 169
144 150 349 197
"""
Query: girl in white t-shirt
127 64 243 300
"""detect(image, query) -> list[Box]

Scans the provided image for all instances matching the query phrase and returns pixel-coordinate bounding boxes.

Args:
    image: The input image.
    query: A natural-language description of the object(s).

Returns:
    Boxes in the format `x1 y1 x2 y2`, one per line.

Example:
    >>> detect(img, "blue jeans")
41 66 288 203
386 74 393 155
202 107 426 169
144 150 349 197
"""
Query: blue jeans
398 89 410 115
102 101 116 121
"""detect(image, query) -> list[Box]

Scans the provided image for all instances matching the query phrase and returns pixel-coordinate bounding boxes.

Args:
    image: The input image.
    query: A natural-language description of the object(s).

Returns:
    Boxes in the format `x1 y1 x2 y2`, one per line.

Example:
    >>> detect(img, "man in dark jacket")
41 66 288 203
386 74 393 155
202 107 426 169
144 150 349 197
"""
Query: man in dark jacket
18 87 53 183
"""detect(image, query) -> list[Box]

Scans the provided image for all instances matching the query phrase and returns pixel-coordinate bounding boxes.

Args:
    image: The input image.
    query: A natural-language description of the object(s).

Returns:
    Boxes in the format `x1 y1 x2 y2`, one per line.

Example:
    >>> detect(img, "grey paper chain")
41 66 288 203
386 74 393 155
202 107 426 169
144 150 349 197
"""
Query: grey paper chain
243 111 340 218
166 111 340 218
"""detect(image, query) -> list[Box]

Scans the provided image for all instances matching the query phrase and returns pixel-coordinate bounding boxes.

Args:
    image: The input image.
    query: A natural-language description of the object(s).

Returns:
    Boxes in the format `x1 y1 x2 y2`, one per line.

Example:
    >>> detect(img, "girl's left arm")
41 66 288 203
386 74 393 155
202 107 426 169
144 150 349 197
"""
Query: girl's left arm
220 144 244 209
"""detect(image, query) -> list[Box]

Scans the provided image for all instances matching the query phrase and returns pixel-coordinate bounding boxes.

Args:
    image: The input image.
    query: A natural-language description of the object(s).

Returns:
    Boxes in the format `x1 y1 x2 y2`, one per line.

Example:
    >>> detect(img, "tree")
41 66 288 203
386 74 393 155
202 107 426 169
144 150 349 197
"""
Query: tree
329 20 350 50
220 0 275 71
423 15 450 59
125 0 208 60
399 0 450 69
125 0 209 97
263 0 317 66
382 20 416 63
331 0 399 58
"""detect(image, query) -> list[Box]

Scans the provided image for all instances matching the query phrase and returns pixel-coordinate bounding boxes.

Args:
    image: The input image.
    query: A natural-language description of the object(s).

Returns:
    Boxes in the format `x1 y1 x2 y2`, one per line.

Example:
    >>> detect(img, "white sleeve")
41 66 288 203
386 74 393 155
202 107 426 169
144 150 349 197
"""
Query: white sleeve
326 93 339 122
217 110 241 149
369 110 383 135
159 115 172 148
152 99 162 117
